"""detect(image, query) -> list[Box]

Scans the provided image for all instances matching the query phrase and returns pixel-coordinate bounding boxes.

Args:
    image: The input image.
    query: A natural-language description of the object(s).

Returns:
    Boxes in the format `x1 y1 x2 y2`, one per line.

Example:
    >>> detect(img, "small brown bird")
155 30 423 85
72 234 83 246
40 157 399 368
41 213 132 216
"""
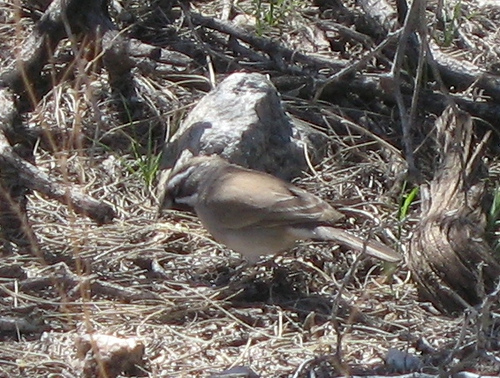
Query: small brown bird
160 155 400 263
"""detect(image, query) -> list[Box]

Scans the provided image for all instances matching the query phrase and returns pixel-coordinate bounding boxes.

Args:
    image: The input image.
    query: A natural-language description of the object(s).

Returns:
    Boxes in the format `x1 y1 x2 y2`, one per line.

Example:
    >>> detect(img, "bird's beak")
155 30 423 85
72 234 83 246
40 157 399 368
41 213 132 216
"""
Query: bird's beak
160 191 174 209
156 187 174 219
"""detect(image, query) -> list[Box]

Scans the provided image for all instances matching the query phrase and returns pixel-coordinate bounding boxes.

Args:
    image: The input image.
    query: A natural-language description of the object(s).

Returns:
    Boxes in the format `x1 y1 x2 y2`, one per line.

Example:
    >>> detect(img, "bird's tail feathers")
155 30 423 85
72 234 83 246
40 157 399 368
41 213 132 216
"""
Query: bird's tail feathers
314 226 401 263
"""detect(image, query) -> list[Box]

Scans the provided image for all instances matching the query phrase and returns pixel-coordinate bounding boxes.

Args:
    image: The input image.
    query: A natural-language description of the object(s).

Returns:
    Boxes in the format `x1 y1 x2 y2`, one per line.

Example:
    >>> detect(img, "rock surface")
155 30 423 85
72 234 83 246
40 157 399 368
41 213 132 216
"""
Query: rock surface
156 72 328 206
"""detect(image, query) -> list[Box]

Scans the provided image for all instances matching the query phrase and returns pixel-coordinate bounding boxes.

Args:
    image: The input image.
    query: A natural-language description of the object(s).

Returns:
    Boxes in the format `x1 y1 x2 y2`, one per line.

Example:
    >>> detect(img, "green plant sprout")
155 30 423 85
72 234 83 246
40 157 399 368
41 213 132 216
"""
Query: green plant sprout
488 186 500 254
399 185 419 221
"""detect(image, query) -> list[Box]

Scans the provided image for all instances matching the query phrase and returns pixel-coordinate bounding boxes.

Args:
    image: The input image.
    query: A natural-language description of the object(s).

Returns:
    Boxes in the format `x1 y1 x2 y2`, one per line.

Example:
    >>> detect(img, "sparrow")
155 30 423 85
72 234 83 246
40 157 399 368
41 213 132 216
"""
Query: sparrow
159 155 401 263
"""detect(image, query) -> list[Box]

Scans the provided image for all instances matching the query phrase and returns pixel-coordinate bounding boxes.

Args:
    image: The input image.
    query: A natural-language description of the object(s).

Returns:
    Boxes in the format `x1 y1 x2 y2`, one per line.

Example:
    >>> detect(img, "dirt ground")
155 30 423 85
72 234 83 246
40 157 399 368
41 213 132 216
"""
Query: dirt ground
0 0 500 377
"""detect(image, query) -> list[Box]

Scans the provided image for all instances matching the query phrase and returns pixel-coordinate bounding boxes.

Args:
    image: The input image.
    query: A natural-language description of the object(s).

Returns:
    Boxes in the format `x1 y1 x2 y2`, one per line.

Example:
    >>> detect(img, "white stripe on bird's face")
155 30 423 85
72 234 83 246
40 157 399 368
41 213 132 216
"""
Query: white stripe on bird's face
173 193 199 207
167 164 197 192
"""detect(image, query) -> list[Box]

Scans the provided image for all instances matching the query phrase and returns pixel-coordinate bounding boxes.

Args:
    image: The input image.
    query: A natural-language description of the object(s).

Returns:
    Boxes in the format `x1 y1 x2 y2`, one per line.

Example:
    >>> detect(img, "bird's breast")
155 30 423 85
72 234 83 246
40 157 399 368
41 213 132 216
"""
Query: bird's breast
196 209 299 262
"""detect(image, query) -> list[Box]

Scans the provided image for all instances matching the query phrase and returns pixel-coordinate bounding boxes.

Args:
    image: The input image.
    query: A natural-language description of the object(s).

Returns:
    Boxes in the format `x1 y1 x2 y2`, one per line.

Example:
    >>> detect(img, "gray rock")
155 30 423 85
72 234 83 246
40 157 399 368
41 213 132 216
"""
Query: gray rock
156 72 327 208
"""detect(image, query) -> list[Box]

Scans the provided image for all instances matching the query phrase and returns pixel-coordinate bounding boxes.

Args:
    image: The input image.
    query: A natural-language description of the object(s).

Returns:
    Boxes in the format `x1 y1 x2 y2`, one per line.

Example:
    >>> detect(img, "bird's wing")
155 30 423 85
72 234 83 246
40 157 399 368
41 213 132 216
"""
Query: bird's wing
203 168 344 229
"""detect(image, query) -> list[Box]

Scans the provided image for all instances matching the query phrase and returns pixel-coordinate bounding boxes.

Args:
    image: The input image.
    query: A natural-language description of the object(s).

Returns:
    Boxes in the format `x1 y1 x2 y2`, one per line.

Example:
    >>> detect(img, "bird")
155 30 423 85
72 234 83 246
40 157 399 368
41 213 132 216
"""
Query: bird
159 155 401 263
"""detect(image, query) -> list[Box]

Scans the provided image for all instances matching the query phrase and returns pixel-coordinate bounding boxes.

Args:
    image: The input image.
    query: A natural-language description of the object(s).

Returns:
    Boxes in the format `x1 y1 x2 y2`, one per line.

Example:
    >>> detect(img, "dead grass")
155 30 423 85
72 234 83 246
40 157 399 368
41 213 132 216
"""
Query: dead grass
0 0 500 377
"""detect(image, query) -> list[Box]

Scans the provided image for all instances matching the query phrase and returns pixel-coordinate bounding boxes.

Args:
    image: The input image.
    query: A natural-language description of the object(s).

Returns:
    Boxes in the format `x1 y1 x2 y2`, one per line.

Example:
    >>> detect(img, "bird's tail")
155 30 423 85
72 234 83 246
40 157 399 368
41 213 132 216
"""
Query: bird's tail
314 226 401 263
